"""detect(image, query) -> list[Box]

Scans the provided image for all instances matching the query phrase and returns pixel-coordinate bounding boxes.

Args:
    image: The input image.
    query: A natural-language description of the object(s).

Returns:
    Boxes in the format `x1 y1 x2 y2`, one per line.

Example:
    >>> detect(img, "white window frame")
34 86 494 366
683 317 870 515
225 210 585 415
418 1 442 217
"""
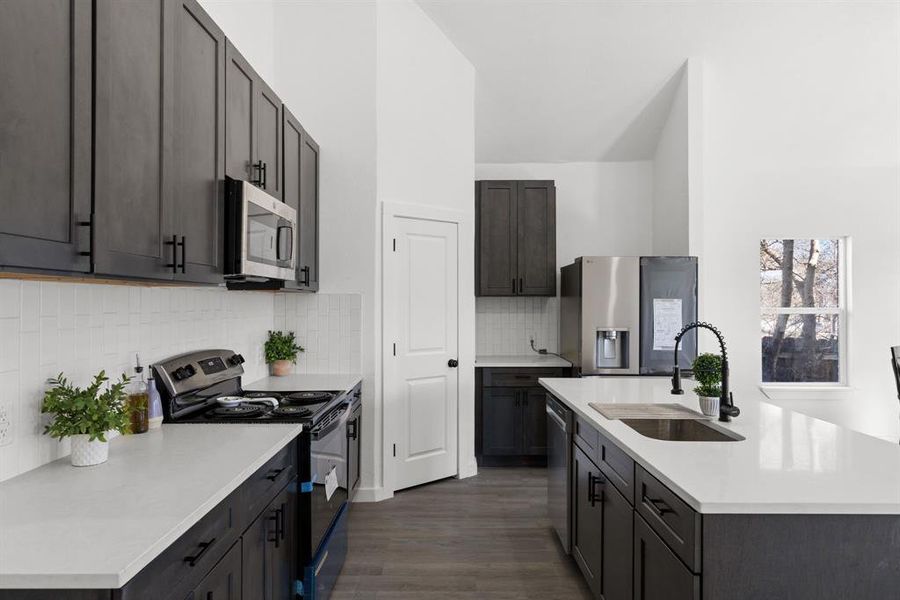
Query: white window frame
759 237 850 398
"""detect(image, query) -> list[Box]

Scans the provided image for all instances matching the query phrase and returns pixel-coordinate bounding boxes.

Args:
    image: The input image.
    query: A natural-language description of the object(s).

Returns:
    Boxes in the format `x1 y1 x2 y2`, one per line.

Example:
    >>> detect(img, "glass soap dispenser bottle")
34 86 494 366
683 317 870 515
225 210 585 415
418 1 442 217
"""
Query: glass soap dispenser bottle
128 354 149 434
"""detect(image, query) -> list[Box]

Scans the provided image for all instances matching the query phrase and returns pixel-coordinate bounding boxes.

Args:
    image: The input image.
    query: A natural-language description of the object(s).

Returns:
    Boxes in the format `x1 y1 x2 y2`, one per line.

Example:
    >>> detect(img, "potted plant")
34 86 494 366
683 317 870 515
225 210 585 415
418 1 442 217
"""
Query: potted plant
692 352 722 417
265 330 304 376
41 371 132 467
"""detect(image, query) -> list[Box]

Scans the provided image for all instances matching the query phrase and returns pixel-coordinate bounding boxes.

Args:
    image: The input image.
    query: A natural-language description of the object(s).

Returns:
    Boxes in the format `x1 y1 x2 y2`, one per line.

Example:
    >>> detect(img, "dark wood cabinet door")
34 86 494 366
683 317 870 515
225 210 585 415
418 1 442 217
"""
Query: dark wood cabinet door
572 444 604 597
521 388 548 455
0 0 92 273
283 108 319 290
298 129 320 291
93 0 174 280
476 181 517 296
170 0 225 284
225 40 255 183
516 181 556 296
255 81 282 201
481 388 522 456
193 540 242 600
242 486 294 600
601 482 633 600
633 514 700 600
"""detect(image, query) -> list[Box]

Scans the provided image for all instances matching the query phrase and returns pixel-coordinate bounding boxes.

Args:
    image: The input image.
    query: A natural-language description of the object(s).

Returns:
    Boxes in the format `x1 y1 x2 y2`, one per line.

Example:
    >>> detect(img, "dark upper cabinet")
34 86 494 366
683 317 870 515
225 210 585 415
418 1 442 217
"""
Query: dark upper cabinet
0 0 92 274
242 486 294 600
192 541 242 600
225 40 282 199
572 443 634 600
93 0 174 281
476 180 556 297
283 107 320 291
170 0 226 284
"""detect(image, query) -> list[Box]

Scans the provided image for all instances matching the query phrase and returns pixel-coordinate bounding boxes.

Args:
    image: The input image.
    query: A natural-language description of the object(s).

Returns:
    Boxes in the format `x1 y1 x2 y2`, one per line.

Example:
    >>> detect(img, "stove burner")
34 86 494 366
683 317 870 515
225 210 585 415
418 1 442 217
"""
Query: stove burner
212 405 264 418
243 391 283 400
272 405 313 418
284 391 334 406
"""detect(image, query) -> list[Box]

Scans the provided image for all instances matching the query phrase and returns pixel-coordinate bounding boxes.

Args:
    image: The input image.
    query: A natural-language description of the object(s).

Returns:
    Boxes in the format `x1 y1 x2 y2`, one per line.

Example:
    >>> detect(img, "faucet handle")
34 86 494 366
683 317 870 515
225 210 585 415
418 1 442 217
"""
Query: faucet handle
670 368 684 395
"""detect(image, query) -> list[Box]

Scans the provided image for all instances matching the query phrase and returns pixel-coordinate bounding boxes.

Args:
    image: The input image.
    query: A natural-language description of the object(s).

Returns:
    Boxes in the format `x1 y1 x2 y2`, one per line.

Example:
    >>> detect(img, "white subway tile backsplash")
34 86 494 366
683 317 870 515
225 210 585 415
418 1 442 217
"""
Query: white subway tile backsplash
476 296 559 356
273 293 362 376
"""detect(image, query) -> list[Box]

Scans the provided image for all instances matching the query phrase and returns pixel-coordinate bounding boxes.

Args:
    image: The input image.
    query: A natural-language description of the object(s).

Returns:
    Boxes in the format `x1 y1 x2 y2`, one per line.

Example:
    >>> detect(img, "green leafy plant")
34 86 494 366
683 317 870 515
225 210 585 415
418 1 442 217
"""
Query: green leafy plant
41 371 132 442
692 353 722 398
265 330 304 364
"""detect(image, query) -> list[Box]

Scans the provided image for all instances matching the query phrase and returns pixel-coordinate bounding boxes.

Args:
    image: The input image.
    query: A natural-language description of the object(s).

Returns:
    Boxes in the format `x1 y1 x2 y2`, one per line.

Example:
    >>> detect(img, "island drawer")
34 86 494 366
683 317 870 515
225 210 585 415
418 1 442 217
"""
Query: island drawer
238 440 296 528
482 367 567 387
635 465 701 573
574 418 635 503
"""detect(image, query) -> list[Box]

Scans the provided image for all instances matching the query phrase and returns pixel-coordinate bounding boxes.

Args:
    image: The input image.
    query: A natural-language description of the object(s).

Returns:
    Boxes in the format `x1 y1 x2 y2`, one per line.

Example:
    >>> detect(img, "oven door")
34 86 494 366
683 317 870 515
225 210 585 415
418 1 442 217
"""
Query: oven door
227 179 296 280
308 402 351 557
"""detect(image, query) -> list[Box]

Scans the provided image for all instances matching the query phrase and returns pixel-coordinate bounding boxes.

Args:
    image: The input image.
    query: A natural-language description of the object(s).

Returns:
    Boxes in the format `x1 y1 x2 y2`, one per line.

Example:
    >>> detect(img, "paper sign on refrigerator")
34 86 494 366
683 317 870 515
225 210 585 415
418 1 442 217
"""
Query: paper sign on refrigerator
652 298 682 351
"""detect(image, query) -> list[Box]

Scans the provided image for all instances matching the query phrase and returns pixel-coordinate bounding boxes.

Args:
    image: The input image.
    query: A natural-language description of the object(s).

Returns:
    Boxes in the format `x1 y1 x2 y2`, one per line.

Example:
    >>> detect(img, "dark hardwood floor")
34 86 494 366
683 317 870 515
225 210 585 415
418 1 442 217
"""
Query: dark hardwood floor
333 467 592 599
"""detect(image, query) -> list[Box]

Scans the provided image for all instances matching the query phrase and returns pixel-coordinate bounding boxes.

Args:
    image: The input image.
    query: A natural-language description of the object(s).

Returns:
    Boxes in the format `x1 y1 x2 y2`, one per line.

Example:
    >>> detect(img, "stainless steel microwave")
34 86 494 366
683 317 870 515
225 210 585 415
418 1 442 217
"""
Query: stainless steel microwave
225 178 297 281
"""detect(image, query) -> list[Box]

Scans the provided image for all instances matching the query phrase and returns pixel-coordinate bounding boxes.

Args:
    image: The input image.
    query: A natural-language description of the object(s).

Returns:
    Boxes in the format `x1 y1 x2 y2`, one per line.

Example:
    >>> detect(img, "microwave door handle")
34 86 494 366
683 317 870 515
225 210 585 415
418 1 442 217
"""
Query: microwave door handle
276 224 293 262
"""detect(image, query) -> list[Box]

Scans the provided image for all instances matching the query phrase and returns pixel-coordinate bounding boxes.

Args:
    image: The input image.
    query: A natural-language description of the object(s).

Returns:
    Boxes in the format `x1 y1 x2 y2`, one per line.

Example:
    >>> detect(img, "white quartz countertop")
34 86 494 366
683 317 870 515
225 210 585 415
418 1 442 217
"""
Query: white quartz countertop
540 376 900 515
475 354 571 368
244 373 363 393
0 424 302 589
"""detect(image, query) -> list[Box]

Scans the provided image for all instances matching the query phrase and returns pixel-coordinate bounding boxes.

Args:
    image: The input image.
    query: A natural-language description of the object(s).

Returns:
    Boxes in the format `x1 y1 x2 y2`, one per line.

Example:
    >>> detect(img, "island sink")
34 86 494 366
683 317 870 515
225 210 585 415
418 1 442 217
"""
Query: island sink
621 418 745 442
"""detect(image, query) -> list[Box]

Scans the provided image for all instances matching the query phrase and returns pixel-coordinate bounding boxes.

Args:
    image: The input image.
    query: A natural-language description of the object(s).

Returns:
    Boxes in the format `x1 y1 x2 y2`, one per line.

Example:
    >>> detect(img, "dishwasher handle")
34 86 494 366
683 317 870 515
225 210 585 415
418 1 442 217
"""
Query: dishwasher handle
546 403 567 430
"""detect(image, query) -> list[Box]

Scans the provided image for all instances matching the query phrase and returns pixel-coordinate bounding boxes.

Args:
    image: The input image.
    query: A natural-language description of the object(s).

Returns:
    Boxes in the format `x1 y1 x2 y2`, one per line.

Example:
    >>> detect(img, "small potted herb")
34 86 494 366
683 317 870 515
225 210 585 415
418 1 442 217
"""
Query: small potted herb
41 371 132 467
265 330 304 376
692 353 722 417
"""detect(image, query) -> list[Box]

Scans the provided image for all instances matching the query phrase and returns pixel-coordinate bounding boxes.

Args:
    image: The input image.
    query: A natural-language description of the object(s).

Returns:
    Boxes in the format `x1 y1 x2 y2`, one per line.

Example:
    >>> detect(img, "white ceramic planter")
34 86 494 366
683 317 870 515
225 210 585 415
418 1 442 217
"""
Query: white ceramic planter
270 360 292 377
70 434 109 467
698 395 720 418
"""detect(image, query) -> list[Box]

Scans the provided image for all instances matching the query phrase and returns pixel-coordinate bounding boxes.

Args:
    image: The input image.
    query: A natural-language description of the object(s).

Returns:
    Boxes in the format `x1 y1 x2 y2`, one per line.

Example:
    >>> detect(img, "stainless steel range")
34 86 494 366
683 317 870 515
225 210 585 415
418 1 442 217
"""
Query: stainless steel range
152 349 361 600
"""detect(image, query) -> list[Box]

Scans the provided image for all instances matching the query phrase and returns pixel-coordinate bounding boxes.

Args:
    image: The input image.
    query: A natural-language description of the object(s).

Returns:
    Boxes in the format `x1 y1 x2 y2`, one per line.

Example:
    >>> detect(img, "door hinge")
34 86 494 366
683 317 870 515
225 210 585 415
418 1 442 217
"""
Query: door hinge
393 238 397 252
393 342 396 356
393 443 396 457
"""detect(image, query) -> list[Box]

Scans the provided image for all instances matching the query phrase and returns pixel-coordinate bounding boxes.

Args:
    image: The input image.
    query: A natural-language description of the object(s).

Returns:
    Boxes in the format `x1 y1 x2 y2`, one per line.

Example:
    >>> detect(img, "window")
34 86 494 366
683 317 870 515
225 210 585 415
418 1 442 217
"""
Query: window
760 239 846 384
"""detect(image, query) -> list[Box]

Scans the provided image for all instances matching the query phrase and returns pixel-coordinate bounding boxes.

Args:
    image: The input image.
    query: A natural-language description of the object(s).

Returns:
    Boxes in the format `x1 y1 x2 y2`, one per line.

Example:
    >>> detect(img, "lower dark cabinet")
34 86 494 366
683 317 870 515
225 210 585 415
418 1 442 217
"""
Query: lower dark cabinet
480 387 547 460
633 513 700 600
521 388 548 455
242 485 295 600
191 540 242 600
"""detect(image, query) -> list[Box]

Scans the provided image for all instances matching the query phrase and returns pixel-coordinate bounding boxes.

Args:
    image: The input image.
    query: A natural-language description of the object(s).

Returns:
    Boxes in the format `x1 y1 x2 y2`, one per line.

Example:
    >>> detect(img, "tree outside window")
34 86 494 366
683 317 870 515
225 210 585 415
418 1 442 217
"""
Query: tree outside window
760 239 845 384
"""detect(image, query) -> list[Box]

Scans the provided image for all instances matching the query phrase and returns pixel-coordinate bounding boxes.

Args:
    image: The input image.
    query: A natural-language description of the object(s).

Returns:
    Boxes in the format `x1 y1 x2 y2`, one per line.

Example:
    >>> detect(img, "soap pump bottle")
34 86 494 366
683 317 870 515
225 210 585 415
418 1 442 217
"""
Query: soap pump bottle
147 366 163 429
128 354 149 434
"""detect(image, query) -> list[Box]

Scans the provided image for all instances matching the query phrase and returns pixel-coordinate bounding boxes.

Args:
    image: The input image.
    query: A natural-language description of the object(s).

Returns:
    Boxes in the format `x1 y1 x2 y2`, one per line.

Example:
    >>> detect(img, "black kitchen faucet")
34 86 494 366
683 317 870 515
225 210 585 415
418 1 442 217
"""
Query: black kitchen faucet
670 321 741 422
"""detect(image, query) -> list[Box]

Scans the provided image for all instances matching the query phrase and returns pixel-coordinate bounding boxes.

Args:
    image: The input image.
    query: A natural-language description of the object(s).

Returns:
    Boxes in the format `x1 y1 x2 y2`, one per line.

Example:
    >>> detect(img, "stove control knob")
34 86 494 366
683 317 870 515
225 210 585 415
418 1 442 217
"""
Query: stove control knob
228 354 245 367
183 364 196 377
172 365 196 381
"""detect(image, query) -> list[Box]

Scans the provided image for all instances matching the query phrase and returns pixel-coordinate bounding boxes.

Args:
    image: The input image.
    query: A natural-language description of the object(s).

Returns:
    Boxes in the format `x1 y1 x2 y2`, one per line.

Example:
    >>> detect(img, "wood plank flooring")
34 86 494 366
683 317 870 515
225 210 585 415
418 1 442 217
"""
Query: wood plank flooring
333 467 593 599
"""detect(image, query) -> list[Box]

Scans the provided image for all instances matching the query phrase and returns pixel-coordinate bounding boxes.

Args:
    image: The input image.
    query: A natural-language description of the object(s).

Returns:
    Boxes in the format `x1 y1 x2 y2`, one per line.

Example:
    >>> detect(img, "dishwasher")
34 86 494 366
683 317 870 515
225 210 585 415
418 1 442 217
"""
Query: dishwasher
546 394 573 553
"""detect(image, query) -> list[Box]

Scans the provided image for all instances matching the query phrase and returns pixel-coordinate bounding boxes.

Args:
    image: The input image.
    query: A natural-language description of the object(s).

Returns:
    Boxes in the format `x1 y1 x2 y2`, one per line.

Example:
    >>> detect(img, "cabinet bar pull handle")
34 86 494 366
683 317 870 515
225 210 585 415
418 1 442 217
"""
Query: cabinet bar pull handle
268 511 280 547
265 467 286 481
644 496 673 517
184 537 216 566
178 236 186 273
588 473 605 506
301 265 311 286
252 160 264 187
77 219 92 259
165 234 178 273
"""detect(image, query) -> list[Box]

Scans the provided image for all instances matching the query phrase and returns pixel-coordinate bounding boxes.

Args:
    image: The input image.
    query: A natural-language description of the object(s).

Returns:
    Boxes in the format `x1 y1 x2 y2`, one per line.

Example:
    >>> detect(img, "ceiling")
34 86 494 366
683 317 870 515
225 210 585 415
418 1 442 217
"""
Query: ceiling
412 1 722 164
415 0 713 163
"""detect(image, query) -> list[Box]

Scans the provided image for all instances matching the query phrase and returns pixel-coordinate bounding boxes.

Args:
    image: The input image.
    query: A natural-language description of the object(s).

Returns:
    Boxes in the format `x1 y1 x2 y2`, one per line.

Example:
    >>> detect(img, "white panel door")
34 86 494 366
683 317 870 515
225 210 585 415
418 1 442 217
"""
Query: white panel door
390 216 459 491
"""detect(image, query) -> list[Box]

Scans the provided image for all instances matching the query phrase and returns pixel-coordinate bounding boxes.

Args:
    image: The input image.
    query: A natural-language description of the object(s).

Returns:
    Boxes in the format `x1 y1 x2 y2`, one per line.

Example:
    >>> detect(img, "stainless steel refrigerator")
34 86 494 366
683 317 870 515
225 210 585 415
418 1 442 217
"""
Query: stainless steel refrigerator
560 256 698 376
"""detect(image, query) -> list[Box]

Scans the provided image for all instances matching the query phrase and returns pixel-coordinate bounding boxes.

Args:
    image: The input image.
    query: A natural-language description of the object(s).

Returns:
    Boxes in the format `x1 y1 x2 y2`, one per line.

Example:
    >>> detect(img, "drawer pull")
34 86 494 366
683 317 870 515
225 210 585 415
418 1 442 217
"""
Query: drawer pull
184 537 216 567
644 496 673 517
265 467 286 481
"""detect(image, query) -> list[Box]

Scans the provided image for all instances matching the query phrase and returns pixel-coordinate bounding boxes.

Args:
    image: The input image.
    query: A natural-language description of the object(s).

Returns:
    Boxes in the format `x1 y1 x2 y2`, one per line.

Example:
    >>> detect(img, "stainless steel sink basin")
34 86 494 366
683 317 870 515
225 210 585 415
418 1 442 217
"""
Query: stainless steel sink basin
620 418 745 442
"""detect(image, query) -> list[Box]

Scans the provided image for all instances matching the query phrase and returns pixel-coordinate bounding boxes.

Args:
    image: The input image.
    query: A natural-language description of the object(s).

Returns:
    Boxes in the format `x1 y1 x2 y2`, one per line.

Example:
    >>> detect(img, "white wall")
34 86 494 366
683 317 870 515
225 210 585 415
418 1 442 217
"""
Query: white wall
199 0 276 84
695 3 900 440
376 0 477 490
476 161 654 266
652 68 689 255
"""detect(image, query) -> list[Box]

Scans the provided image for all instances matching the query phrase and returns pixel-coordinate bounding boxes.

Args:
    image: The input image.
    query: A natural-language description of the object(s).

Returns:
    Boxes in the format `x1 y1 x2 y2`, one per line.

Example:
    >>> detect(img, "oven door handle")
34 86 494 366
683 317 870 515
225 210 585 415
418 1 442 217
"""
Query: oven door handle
310 402 354 440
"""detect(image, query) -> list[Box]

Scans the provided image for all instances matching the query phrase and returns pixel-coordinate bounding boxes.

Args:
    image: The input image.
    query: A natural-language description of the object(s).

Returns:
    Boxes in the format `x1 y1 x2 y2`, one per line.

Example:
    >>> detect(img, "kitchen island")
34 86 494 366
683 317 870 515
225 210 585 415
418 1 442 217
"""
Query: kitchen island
540 376 900 599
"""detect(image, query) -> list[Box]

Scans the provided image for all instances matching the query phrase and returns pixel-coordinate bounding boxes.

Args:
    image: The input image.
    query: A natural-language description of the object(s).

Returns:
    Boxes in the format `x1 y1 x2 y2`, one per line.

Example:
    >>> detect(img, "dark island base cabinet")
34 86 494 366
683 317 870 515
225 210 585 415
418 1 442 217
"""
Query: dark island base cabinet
476 367 569 466
564 399 900 600
0 440 299 600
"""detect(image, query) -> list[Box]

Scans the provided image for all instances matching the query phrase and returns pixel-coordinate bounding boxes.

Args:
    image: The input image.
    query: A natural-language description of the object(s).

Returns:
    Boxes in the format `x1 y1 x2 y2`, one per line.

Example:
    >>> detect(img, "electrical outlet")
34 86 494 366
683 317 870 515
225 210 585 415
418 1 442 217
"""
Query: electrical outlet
0 402 12 447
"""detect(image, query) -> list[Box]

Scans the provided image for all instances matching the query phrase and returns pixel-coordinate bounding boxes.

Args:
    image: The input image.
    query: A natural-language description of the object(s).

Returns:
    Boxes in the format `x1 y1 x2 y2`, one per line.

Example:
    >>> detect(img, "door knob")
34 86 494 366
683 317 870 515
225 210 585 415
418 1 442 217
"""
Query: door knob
448 359 459 368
